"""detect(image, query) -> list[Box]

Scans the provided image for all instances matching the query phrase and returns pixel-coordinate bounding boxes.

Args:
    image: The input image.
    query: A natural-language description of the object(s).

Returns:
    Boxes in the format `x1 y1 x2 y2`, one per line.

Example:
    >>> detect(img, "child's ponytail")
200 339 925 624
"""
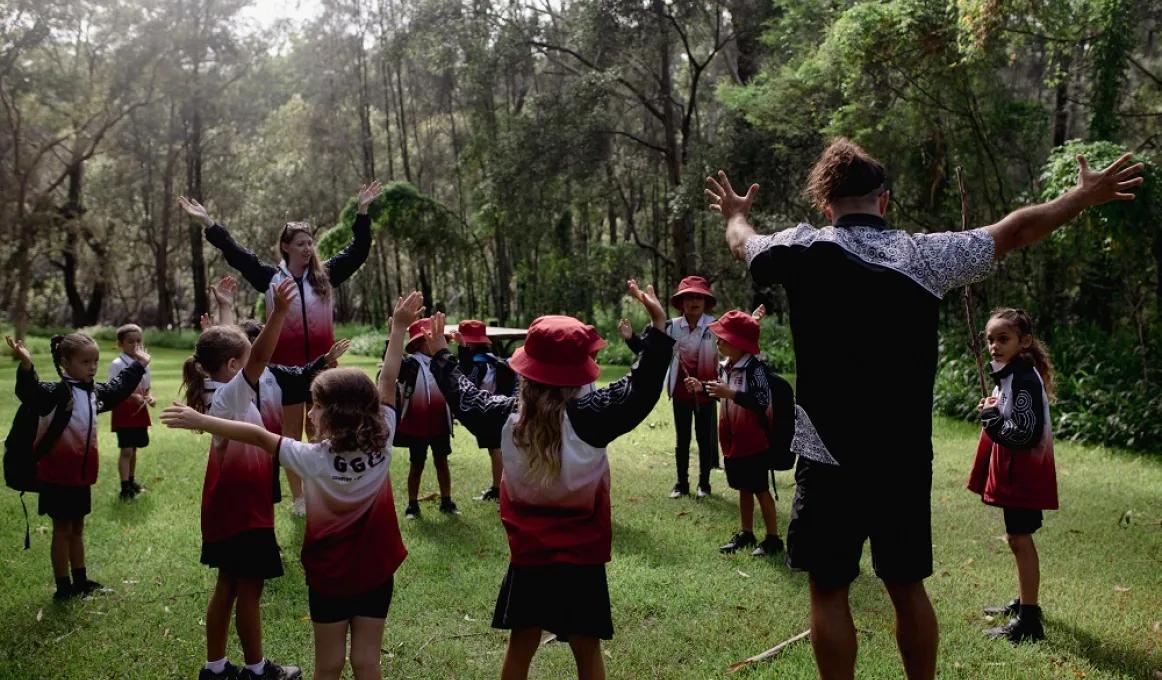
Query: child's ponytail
182 356 210 414
182 326 250 413
512 379 579 485
989 308 1056 402
50 335 65 378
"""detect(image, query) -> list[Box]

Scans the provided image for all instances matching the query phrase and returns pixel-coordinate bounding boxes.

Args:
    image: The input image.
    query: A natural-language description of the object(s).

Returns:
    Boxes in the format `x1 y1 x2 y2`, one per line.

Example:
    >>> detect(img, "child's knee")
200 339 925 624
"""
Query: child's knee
52 519 74 539
119 448 135 459
349 647 379 673
409 451 427 468
71 518 85 536
316 652 346 677
1006 533 1033 552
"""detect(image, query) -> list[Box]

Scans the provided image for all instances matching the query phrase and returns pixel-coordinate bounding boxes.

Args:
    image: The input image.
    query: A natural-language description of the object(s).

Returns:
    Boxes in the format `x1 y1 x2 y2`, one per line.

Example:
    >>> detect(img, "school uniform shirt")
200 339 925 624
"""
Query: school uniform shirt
256 356 331 434
718 355 772 459
967 358 1058 510
29 365 146 487
109 354 152 430
397 354 453 440
429 326 676 566
201 372 275 544
744 213 995 467
278 406 407 596
665 315 717 403
205 213 371 367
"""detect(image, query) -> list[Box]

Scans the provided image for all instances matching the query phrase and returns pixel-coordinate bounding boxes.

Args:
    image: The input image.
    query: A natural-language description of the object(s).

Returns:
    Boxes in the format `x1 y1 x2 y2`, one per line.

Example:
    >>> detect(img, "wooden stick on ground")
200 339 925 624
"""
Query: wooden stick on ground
956 166 990 398
727 630 811 673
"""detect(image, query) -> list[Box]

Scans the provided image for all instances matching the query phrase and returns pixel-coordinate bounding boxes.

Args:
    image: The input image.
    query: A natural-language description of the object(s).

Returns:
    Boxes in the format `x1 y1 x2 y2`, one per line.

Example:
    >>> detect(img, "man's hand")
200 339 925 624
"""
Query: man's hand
1075 153 1144 208
705 171 759 221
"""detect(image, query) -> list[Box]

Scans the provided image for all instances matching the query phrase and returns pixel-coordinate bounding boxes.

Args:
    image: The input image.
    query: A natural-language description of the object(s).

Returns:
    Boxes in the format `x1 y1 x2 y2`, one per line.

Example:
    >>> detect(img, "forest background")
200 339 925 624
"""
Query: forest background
2 0 1161 451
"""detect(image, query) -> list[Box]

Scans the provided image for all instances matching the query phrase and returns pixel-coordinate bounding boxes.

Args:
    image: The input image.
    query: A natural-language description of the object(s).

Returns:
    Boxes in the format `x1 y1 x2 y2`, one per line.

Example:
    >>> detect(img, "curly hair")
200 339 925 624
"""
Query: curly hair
806 137 888 212
311 367 388 453
987 308 1056 402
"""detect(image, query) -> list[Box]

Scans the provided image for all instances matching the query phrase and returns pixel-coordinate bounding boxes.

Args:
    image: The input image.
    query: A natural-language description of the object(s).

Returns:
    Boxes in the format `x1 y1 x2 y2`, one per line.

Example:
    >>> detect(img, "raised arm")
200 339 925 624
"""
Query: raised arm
180 197 279 292
161 403 281 454
986 154 1144 259
380 291 424 407
706 171 760 261
325 183 381 286
7 336 57 413
209 276 238 327
426 313 516 440
96 346 151 413
244 278 297 384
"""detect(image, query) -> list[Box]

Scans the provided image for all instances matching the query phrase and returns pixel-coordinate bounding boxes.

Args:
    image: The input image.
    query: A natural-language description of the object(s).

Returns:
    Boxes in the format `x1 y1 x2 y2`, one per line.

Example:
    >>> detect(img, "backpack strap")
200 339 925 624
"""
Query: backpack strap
20 491 30 550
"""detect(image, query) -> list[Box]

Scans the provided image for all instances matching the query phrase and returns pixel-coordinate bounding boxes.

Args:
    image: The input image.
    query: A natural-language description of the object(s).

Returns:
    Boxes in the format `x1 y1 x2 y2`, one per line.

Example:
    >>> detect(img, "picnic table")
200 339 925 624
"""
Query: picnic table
443 324 528 357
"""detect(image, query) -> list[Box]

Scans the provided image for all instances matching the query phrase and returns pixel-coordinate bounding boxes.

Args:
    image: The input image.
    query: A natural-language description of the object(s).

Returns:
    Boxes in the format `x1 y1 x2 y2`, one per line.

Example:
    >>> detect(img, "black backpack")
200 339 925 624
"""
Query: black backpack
4 380 73 549
755 359 796 472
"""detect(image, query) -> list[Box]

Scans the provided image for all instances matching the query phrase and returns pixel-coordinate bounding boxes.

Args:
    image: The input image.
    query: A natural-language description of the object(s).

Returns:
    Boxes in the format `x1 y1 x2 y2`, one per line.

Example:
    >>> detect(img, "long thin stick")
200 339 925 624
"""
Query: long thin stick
727 629 811 673
956 167 989 398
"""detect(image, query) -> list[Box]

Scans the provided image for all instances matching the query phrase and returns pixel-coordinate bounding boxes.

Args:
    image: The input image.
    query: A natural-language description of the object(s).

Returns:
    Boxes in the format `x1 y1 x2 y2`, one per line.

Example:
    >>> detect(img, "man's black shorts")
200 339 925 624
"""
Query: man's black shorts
786 458 933 589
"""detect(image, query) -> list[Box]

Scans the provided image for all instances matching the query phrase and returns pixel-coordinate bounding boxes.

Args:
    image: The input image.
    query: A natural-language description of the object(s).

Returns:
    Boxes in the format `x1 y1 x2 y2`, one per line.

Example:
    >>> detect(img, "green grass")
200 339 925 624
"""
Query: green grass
1 348 1161 679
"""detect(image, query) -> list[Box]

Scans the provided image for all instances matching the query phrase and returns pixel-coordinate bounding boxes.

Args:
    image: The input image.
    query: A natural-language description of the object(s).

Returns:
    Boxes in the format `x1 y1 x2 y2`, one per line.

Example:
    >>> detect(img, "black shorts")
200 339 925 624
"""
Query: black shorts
786 458 933 590
475 434 501 451
1002 507 1043 535
493 563 613 641
38 484 92 520
395 434 453 465
725 453 772 493
115 427 150 449
309 577 395 624
200 528 284 580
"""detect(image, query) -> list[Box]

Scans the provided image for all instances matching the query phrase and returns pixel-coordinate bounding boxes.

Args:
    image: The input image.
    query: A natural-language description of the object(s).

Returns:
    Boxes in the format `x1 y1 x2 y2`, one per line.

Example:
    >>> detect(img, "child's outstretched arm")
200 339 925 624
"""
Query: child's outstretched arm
161 403 280 454
979 374 1046 449
379 292 425 407
426 313 516 439
210 276 238 327
244 278 297 384
569 280 676 449
97 346 151 413
6 336 56 412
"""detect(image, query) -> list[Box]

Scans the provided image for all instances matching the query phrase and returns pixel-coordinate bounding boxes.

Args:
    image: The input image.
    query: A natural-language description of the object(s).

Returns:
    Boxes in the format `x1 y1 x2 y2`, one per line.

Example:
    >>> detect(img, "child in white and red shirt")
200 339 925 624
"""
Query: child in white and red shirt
426 281 674 680
665 276 720 498
164 292 417 680
396 318 457 519
108 324 156 500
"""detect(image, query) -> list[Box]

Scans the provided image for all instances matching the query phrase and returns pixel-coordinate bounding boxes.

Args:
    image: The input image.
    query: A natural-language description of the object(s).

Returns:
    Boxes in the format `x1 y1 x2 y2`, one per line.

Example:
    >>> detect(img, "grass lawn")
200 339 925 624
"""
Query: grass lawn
1 347 1161 679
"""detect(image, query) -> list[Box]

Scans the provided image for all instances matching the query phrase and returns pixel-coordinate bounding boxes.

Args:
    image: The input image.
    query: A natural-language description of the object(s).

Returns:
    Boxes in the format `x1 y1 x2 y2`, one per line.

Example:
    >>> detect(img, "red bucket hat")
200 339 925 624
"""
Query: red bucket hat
509 316 600 387
670 276 717 311
458 319 491 346
708 310 761 356
406 319 431 353
585 325 607 354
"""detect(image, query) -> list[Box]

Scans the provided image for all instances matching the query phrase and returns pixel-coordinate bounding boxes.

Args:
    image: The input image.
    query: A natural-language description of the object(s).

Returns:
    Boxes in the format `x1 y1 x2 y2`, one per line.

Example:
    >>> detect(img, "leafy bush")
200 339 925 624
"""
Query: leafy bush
16 325 202 351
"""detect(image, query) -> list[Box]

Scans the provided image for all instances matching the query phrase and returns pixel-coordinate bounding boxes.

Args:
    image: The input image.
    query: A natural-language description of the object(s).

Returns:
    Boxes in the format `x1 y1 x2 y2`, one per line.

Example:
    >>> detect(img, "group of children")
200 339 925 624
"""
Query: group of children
5 270 1062 678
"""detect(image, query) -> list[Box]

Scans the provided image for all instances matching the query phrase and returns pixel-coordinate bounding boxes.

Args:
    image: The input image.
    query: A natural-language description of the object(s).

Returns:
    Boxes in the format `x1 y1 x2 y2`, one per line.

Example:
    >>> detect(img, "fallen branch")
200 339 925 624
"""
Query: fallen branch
727 629 810 673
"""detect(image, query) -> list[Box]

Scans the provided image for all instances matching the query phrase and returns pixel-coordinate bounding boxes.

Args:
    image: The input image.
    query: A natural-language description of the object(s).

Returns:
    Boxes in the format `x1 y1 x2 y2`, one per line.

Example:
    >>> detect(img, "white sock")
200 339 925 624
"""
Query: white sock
244 660 266 674
204 658 229 674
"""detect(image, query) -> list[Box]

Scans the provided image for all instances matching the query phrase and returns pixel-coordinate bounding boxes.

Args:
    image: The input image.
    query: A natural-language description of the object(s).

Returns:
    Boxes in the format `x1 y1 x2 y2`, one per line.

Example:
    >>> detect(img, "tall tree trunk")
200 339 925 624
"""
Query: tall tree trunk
355 5 376 182
1052 54 1071 147
394 57 412 182
186 100 209 325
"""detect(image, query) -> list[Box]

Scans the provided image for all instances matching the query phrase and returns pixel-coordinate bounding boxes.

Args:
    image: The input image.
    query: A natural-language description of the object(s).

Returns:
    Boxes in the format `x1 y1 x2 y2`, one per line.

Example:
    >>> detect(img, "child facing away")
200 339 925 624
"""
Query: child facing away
967 308 1058 644
179 277 301 680
163 293 419 680
108 324 156 500
451 319 518 502
4 333 149 599
685 310 794 557
397 318 458 519
425 280 674 680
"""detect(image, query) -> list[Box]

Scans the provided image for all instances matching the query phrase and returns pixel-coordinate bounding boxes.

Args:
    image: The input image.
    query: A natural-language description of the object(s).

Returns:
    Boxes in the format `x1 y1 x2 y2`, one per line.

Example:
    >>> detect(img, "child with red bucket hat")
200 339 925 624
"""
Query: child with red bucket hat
425 281 676 680
396 318 458 519
686 310 795 558
451 319 519 502
665 275 721 499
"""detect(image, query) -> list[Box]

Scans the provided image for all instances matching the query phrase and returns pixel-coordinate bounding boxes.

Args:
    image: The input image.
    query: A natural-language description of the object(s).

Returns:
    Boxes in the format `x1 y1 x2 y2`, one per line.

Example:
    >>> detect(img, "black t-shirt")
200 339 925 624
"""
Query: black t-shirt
745 213 994 470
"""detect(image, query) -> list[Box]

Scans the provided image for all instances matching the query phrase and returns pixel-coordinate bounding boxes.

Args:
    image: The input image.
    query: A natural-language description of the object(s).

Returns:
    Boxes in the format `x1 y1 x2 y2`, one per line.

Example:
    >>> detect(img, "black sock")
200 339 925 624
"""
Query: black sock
71 568 87 585
56 577 71 593
128 476 135 486
441 496 452 504
121 480 130 493
1018 604 1041 620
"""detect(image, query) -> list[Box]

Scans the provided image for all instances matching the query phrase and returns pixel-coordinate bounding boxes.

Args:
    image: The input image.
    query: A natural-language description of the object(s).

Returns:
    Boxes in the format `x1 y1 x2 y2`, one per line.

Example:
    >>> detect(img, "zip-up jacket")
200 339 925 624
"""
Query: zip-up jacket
396 354 453 439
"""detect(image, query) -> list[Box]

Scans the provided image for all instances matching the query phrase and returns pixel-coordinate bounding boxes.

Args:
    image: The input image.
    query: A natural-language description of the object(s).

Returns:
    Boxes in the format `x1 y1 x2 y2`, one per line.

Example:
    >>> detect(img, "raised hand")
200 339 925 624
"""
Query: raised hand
1075 153 1145 207
130 345 152 367
6 335 32 369
271 278 298 315
325 339 352 364
425 312 451 355
200 313 216 331
628 279 666 330
178 197 213 227
391 291 426 329
705 171 759 220
161 402 207 431
450 330 465 345
617 319 633 340
752 304 766 321
209 276 236 309
357 181 384 214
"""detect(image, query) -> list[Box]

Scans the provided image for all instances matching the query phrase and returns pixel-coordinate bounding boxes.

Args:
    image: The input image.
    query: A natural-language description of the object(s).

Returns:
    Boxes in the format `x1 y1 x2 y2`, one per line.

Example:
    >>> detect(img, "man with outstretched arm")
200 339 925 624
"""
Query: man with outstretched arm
706 138 1142 680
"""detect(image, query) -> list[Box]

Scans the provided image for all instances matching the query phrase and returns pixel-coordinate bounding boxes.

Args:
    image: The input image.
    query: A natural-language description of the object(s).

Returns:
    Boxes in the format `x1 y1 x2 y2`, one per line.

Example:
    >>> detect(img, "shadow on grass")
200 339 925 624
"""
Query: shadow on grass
1048 618 1160 678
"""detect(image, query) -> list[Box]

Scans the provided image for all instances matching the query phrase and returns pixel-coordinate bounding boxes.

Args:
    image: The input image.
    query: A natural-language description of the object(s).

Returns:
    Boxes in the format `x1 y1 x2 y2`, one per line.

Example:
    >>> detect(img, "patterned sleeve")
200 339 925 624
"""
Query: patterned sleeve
911 228 995 297
429 349 516 441
743 225 813 288
567 326 677 449
980 372 1045 450
732 362 771 414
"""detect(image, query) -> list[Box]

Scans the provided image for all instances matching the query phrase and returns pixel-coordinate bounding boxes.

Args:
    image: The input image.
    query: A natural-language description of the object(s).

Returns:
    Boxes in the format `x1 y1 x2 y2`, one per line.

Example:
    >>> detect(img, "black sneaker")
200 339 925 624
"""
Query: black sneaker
199 662 241 680
751 535 785 557
53 583 75 601
439 499 461 515
404 502 420 520
696 484 711 498
984 598 1020 617
76 579 105 596
131 480 144 494
238 660 301 680
474 486 500 501
984 609 1044 644
119 488 135 501
669 483 690 499
719 530 757 554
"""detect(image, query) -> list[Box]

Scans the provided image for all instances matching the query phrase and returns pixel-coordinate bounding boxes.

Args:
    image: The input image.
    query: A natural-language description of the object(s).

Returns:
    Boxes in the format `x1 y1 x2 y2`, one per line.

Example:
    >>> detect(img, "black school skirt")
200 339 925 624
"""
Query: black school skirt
492 563 613 641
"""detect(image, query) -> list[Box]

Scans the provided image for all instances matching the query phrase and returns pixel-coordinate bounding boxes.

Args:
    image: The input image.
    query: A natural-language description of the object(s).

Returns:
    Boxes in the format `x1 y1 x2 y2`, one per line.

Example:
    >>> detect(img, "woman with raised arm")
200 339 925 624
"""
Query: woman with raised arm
180 183 382 517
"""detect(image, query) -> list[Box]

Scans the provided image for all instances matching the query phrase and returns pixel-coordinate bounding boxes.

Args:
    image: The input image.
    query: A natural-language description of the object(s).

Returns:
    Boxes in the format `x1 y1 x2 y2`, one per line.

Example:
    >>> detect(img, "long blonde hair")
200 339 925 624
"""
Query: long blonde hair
278 222 332 299
512 378 579 484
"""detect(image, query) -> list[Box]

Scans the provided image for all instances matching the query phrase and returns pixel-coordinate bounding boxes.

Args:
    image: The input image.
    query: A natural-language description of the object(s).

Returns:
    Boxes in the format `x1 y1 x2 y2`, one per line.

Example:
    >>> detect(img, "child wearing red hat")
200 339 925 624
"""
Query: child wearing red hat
396 318 457 519
425 281 675 680
452 319 518 502
686 309 795 558
665 275 721 499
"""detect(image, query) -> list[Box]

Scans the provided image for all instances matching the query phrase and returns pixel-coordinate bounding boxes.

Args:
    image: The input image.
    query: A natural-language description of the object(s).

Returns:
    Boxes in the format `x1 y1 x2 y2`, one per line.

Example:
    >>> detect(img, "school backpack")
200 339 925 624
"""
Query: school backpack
754 358 796 472
4 380 74 549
